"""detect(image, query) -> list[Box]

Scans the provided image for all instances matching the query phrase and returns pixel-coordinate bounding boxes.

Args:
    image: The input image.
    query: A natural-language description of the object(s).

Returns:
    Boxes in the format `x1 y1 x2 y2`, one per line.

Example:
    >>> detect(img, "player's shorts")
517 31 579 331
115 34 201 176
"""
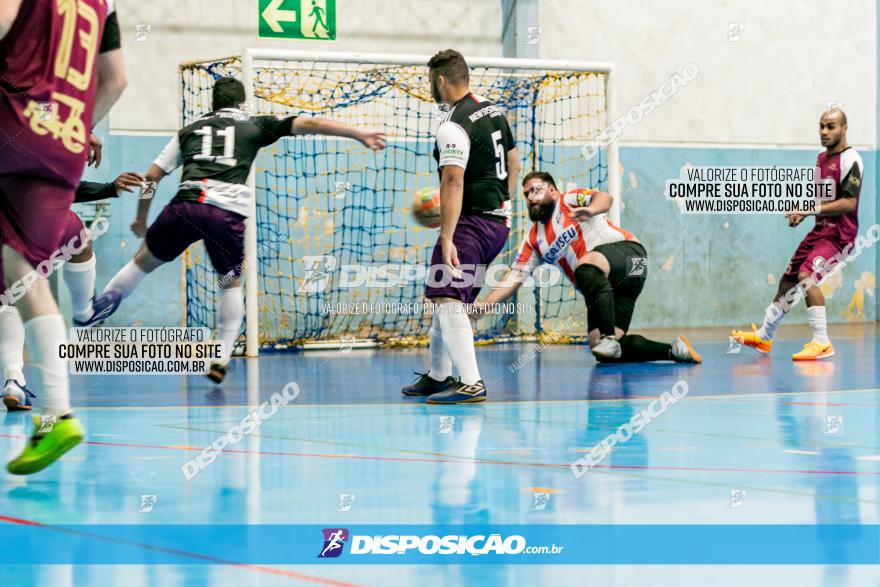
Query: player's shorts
783 232 845 282
425 214 509 304
0 174 76 281
59 211 87 250
591 240 648 333
0 210 88 304
145 200 246 278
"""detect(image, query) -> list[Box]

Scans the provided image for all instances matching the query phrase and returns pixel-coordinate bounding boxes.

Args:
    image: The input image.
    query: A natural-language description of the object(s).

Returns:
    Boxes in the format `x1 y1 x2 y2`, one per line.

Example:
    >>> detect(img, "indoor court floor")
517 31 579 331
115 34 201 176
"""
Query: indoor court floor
0 326 877 586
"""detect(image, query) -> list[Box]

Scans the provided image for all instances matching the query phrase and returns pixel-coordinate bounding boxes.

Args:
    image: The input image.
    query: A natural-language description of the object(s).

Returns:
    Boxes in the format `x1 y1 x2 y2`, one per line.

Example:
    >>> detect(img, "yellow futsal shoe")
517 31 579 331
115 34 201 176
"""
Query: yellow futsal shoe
730 324 773 354
7 414 84 475
792 340 835 361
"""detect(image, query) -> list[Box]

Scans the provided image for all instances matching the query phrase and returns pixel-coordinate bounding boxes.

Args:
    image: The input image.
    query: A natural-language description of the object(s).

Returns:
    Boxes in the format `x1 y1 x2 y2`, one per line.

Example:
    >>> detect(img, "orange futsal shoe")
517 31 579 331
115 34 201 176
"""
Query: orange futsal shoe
729 324 773 354
792 340 835 361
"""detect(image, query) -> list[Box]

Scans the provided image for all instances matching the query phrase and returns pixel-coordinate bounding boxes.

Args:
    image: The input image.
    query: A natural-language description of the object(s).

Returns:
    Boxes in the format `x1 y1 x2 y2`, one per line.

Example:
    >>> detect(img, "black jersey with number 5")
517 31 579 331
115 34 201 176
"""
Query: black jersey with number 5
432 93 515 222
153 108 296 217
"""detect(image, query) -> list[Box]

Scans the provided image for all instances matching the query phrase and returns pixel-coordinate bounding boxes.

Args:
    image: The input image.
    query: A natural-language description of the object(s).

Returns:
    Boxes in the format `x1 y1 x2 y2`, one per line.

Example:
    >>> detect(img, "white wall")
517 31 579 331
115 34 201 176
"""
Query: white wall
113 0 502 131
539 0 878 149
113 0 877 149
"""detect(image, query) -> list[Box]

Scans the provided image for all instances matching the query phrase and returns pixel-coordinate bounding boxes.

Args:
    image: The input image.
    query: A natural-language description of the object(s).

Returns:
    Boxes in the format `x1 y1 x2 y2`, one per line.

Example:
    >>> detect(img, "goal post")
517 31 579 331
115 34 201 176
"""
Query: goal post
179 49 619 356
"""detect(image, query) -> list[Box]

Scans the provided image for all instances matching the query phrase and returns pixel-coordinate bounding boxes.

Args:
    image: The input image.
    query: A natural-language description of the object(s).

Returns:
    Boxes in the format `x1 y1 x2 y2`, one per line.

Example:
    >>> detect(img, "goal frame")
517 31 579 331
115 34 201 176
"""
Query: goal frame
236 48 619 357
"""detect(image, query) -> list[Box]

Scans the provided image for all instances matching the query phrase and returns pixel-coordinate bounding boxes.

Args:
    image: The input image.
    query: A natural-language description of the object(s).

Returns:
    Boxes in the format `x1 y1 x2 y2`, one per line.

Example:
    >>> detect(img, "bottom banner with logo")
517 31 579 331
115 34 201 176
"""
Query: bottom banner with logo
0 524 876 564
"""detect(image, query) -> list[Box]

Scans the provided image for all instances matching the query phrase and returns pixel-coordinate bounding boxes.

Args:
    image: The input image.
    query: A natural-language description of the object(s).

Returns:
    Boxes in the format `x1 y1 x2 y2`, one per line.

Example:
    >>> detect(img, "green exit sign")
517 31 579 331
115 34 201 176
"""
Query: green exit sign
258 0 336 40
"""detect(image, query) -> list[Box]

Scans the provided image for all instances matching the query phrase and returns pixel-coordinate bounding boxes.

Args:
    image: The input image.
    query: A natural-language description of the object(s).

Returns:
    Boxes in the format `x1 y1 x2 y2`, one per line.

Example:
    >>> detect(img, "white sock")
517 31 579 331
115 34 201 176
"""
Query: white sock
427 314 451 381
105 260 148 299
24 314 70 416
436 302 481 385
0 306 26 385
63 254 97 321
757 302 786 341
216 287 244 364
807 305 830 345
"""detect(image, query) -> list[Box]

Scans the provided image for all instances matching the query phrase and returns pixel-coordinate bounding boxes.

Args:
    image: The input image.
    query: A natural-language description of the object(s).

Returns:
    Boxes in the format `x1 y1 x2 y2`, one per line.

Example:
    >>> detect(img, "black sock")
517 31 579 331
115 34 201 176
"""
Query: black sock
574 264 616 337
596 334 671 363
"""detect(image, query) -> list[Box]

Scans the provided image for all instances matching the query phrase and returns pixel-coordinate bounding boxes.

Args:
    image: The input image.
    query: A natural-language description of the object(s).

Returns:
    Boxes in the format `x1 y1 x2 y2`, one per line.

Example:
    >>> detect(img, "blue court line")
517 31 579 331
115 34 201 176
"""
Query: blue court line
0 515 363 587
0 523 876 565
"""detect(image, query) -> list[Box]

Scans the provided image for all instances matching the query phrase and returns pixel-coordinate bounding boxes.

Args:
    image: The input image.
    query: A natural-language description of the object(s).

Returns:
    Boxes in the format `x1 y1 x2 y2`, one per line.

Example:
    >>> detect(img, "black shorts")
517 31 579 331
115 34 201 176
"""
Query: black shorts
592 240 648 333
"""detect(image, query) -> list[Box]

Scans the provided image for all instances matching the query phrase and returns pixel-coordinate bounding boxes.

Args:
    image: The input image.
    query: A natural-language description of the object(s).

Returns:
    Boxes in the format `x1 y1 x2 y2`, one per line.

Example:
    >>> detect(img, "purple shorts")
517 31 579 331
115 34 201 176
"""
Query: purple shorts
146 200 246 278
783 232 846 281
425 214 510 304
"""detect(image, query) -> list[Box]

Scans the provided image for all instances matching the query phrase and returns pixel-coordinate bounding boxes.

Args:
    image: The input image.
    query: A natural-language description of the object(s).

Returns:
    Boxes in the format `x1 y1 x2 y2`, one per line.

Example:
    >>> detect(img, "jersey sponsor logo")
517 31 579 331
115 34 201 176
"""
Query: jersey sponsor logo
543 225 578 263
440 143 465 159
468 104 502 122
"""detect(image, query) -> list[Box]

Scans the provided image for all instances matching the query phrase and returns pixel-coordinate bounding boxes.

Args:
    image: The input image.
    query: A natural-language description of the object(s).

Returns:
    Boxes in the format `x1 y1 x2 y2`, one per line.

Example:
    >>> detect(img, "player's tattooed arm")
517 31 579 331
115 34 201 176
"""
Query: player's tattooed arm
0 0 23 41
439 165 464 271
506 148 521 199
292 118 386 150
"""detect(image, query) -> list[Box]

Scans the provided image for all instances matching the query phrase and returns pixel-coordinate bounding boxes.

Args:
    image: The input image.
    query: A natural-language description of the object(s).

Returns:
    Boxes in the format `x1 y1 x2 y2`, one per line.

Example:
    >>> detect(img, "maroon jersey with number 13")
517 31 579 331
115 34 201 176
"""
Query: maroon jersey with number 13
0 0 112 187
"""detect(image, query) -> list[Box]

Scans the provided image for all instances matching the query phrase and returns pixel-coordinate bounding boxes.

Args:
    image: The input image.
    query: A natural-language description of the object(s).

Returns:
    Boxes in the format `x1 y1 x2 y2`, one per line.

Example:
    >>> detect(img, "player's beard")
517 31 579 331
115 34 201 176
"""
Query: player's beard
430 77 443 103
822 135 840 150
528 201 553 222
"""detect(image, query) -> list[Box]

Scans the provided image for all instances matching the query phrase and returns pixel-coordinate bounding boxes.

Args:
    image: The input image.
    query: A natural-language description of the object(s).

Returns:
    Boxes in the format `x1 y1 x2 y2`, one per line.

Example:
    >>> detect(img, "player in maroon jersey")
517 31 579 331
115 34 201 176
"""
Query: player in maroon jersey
0 165 145 412
0 0 127 474
731 109 864 360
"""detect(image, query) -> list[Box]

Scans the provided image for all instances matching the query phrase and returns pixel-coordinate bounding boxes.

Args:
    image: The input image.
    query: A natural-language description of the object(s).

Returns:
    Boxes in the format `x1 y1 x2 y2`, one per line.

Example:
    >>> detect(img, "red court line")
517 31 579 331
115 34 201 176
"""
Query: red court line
0 513 362 587
2 434 873 478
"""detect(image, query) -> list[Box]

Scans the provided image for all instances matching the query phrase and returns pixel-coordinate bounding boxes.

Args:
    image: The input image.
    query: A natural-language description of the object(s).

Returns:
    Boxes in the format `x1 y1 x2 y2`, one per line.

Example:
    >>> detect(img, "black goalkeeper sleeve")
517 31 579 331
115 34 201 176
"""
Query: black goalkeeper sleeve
74 180 118 203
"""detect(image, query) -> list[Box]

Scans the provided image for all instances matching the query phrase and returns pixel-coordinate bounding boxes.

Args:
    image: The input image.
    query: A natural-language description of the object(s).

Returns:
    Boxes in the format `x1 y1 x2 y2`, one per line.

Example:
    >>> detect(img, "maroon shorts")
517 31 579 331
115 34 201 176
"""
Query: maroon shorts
783 231 846 281
146 200 246 278
0 174 76 280
425 214 510 304
0 209 86 298
59 211 86 246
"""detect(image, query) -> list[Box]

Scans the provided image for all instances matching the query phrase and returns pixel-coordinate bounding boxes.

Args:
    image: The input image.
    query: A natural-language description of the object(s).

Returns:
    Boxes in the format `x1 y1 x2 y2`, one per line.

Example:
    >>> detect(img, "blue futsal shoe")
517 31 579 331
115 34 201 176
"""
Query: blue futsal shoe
74 289 122 327
3 379 35 412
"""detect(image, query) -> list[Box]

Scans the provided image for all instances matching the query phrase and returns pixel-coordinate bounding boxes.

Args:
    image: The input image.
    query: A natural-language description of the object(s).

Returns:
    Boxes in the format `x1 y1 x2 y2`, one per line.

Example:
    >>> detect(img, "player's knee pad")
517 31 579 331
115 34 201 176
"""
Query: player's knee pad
574 264 612 303
574 264 613 331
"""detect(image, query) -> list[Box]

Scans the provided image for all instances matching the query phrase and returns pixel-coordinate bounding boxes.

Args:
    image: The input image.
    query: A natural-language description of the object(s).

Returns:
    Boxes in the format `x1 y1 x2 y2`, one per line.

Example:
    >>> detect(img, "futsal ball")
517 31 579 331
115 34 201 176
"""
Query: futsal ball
412 186 441 228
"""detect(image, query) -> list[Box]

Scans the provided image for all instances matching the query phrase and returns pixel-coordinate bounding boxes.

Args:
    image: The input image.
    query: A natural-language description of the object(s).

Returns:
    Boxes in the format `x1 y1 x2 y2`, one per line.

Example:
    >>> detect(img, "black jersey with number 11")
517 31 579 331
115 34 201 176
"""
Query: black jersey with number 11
153 108 296 217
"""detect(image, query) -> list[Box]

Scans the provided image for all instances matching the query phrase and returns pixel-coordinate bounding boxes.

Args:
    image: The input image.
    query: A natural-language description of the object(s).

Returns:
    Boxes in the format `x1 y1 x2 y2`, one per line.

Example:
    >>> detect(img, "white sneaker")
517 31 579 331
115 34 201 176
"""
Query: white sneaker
591 336 622 360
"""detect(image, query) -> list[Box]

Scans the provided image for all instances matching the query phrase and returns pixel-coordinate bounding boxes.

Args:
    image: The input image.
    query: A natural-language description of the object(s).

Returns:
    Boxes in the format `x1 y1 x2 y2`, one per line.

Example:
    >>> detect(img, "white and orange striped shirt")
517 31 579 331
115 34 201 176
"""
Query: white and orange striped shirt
512 188 637 283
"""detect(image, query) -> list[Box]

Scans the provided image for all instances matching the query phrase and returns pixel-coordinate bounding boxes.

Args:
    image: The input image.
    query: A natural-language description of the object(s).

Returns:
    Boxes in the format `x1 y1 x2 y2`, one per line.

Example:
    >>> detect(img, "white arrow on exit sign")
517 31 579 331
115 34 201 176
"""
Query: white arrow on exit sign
261 0 297 33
